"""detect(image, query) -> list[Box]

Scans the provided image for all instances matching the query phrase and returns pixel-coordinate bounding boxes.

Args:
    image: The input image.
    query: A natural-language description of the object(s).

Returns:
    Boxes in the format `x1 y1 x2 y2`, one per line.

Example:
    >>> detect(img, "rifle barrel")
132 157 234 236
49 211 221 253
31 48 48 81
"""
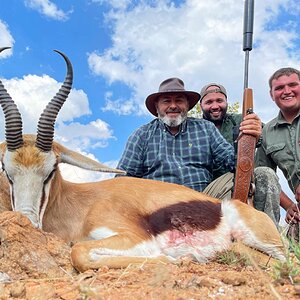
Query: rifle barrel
243 0 254 89
243 0 254 51
244 51 250 89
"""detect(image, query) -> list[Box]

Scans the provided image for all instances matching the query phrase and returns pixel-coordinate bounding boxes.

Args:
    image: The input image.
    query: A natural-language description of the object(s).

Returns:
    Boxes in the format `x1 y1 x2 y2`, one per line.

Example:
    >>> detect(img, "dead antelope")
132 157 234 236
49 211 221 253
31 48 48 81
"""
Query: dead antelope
0 47 285 272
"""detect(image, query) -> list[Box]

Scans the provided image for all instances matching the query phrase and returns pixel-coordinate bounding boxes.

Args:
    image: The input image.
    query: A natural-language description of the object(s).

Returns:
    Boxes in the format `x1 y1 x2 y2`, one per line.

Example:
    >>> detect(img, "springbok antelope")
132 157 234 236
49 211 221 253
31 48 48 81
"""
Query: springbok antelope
0 47 285 272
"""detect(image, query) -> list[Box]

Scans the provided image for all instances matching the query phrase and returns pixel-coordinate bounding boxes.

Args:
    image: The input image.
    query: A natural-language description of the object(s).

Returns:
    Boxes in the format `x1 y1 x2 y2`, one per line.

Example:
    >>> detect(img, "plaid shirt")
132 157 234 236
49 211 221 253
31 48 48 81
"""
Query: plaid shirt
117 118 235 192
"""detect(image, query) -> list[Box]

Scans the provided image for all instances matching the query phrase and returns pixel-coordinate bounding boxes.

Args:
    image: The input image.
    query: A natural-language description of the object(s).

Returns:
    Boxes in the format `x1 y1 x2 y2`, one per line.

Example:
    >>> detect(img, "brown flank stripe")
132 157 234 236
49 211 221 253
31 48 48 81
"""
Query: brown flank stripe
143 200 222 236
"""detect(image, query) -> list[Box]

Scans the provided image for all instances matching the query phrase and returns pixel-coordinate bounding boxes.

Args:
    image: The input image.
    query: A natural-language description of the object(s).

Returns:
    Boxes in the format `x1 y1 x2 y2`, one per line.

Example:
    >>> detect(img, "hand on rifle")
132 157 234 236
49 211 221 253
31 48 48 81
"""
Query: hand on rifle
239 113 262 143
295 184 300 202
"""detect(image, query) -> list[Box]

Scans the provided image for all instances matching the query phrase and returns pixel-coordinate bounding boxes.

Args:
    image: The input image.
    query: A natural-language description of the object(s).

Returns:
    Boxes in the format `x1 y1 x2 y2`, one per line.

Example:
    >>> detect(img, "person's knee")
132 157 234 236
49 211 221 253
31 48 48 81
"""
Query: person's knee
254 167 280 188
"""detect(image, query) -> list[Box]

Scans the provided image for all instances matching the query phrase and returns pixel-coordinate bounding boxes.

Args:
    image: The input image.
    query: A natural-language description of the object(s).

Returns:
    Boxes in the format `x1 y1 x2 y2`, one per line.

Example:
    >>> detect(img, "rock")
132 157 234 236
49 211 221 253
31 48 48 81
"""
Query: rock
0 211 77 280
0 272 11 283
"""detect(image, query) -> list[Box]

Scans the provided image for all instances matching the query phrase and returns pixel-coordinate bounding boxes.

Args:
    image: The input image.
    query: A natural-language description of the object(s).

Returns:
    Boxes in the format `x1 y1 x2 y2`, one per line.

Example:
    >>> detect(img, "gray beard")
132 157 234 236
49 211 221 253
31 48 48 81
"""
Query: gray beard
158 113 187 127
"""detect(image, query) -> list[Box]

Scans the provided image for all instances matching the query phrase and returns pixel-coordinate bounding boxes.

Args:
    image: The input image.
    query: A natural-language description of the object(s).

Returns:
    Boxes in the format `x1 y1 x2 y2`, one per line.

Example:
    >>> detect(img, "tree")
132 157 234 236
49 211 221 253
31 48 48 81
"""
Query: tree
188 102 240 118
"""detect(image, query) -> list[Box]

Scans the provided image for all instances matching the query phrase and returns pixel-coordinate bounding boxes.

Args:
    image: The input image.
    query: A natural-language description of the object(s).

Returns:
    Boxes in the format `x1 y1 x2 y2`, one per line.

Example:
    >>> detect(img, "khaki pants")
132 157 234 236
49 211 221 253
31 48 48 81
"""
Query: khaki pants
203 172 234 200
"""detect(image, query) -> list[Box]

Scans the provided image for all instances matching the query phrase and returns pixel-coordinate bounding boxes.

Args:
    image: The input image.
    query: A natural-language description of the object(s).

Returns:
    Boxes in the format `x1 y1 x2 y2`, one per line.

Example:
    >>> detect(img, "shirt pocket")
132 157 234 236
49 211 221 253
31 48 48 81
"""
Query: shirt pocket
265 143 289 171
265 143 285 155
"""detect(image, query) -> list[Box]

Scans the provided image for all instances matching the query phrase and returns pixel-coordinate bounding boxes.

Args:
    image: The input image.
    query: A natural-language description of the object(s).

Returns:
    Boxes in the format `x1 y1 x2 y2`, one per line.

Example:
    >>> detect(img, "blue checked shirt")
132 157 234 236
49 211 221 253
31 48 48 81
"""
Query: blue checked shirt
117 118 235 192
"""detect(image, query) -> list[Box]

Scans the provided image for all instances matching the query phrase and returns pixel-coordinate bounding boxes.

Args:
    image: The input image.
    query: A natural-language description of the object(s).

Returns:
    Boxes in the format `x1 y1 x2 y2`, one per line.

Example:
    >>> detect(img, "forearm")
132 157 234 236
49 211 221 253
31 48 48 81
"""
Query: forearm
280 190 295 211
281 189 300 224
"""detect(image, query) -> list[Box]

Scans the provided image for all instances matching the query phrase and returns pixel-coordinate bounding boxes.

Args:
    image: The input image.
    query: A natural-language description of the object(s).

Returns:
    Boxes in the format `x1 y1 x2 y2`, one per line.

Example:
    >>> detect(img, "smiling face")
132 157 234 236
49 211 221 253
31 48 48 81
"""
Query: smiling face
156 93 189 129
270 73 300 123
200 86 228 127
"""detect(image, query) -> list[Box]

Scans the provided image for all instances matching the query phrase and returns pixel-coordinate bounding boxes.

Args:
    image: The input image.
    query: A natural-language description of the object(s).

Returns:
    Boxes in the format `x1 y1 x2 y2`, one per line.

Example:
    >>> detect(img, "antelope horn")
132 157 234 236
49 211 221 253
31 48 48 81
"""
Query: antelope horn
36 50 73 152
0 47 24 151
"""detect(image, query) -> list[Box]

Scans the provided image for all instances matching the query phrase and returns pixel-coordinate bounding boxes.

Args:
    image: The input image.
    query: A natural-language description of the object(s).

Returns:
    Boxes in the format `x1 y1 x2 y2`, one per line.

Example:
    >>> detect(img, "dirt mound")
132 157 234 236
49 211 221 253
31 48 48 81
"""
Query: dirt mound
0 211 76 281
0 211 299 299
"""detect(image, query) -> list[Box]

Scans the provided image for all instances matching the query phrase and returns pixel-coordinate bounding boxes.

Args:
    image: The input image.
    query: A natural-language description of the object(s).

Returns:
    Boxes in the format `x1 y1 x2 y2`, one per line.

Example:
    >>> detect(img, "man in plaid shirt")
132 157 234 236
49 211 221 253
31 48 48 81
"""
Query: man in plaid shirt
117 78 268 210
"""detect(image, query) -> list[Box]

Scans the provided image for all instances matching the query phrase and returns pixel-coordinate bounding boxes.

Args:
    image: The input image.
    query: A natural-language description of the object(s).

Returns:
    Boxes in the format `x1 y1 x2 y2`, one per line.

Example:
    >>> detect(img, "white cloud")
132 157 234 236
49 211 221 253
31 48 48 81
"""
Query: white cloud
91 0 131 10
101 91 136 115
0 21 14 54
88 52 136 84
24 0 72 21
89 0 300 122
60 158 119 183
86 0 300 212
1 74 90 132
0 73 116 180
55 119 115 150
0 73 119 155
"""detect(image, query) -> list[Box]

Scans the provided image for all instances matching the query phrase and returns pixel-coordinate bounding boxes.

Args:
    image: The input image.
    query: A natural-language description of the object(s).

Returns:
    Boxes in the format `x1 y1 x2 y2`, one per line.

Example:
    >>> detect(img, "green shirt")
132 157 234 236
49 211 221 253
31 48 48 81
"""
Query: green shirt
218 113 243 146
206 113 242 179
255 110 300 194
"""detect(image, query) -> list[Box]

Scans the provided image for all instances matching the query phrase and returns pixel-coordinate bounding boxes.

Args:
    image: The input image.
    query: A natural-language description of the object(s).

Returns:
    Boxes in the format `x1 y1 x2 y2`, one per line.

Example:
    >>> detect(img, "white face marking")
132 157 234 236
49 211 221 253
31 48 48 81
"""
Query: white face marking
89 227 118 240
3 150 57 228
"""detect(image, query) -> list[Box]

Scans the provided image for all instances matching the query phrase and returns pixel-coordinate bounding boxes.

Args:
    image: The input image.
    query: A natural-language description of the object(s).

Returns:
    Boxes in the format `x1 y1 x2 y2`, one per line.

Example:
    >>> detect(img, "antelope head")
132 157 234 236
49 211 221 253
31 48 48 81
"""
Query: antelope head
0 47 124 228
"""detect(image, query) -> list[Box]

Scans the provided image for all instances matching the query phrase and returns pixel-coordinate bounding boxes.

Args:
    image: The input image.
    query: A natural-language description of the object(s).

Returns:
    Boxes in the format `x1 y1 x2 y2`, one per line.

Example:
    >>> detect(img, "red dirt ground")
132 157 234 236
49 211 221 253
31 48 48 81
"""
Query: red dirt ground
0 211 299 300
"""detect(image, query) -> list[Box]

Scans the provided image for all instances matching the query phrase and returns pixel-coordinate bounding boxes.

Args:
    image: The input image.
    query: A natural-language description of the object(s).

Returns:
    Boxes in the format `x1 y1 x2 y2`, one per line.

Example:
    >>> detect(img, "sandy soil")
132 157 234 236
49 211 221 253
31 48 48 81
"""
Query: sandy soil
0 211 299 300
1 260 300 300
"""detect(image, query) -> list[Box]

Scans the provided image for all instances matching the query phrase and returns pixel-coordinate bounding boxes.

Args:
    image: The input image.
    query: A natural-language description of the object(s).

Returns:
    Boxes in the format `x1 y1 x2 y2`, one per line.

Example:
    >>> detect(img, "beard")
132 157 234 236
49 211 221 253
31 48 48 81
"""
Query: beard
158 110 188 127
202 107 227 123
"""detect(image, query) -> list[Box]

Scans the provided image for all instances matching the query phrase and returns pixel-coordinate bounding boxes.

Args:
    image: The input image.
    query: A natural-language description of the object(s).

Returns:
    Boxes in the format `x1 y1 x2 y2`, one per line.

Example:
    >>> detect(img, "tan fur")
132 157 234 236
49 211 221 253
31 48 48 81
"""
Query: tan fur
233 199 285 251
42 175 285 272
43 176 220 242
229 241 279 267
1 135 45 167
14 145 46 167
0 135 286 272
0 172 11 212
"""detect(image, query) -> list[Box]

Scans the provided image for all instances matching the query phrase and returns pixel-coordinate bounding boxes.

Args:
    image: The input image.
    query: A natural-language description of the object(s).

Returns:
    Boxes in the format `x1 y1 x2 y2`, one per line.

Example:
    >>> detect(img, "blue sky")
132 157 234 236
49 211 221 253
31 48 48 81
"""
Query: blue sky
0 0 300 213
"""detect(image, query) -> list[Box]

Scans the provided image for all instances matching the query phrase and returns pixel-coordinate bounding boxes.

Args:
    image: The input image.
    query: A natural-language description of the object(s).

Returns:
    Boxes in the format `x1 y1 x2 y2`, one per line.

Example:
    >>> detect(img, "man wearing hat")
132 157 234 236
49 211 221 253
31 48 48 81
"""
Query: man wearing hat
200 83 242 146
117 78 260 204
199 83 281 226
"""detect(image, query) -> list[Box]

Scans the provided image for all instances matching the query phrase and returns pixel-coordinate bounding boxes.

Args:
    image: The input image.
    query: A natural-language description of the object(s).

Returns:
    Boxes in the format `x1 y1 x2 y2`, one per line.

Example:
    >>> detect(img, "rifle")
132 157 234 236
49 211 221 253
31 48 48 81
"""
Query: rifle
232 0 256 205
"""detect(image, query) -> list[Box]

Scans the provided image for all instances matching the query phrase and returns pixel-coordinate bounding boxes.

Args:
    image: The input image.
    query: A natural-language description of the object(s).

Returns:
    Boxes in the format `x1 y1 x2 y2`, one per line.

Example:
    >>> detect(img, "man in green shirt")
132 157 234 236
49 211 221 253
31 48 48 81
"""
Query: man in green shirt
199 83 281 226
255 67 300 229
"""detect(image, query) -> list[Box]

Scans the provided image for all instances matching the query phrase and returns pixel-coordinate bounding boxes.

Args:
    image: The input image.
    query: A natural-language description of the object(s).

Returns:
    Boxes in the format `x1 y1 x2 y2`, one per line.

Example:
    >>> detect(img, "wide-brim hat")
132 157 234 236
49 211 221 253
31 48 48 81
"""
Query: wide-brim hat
145 78 200 116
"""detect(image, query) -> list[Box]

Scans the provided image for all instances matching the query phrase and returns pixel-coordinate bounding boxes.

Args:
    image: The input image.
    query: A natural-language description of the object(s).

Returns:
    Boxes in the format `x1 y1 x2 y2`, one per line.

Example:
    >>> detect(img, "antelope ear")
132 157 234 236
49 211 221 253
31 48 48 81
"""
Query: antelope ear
54 142 126 174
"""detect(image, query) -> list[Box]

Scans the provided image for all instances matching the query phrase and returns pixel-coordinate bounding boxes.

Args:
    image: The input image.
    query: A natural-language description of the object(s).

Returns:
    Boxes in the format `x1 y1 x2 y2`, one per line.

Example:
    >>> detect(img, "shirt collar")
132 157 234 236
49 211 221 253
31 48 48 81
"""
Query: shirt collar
276 109 300 125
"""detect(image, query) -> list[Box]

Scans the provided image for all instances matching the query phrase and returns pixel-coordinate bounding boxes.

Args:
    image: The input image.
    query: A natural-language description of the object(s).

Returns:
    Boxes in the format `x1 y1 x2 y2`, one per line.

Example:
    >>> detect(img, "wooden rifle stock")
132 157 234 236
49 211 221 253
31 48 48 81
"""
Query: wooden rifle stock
232 88 256 205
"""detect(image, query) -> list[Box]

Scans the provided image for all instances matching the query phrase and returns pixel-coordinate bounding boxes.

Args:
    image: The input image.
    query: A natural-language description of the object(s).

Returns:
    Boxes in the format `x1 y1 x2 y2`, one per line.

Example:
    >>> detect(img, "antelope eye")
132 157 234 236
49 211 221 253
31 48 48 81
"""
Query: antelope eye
44 168 57 184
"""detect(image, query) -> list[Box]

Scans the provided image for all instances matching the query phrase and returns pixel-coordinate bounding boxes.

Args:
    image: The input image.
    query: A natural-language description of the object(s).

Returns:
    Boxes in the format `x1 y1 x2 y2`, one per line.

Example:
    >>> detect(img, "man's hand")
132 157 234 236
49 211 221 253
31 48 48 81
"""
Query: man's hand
239 113 262 142
295 185 300 202
285 203 300 224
